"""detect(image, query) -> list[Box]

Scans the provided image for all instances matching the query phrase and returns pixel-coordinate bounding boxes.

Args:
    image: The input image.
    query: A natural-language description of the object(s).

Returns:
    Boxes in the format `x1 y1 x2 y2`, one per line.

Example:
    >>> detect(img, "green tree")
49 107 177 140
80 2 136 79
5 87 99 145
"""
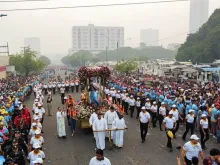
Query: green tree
114 60 138 74
176 8 220 63
9 48 45 76
39 55 51 66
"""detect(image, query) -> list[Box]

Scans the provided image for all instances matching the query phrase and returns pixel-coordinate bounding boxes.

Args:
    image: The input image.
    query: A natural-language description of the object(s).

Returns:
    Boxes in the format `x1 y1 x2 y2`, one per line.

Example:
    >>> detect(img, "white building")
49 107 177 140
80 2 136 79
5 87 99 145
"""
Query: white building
71 24 124 53
24 37 41 56
167 43 181 51
140 29 159 46
189 0 209 33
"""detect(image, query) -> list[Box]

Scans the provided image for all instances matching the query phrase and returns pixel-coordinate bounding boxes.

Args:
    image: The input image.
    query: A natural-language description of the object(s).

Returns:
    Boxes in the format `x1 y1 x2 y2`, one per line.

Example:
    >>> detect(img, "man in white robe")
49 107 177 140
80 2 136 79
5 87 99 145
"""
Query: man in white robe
93 113 107 150
112 114 127 148
89 109 99 139
104 106 118 139
56 107 67 138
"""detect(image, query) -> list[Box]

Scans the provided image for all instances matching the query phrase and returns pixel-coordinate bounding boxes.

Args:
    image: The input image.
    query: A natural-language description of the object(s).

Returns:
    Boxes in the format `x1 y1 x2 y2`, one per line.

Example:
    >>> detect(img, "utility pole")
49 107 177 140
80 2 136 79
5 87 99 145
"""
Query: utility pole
117 41 119 63
0 42 9 56
106 47 108 66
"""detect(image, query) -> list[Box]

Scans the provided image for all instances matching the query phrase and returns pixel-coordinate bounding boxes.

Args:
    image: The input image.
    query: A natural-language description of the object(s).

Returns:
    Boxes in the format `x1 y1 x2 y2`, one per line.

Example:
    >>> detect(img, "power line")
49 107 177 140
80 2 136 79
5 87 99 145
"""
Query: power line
0 0 51 2
0 0 189 12
143 28 198 45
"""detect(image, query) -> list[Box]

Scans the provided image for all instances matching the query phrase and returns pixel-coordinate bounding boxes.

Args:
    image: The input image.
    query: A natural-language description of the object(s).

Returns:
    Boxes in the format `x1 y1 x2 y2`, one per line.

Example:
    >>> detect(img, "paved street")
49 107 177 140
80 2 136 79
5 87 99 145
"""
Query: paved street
24 72 219 165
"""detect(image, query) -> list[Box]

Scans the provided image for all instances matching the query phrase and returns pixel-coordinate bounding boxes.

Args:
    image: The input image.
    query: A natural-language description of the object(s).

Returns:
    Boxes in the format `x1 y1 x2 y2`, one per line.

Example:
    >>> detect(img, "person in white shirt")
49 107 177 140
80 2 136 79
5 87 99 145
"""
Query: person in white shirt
89 109 99 139
163 111 176 152
158 102 166 131
129 95 136 118
60 86 65 104
181 134 204 165
124 94 129 115
116 91 121 105
29 123 42 138
36 104 45 124
169 104 182 137
104 106 118 139
33 85 37 98
30 130 44 150
104 87 110 98
75 80 79 92
28 143 45 165
200 114 209 149
93 113 107 150
89 149 111 165
182 110 195 140
151 101 158 128
145 98 151 114
136 97 141 119
43 84 48 95
139 106 151 143
70 81 75 93
121 90 126 108
33 158 43 165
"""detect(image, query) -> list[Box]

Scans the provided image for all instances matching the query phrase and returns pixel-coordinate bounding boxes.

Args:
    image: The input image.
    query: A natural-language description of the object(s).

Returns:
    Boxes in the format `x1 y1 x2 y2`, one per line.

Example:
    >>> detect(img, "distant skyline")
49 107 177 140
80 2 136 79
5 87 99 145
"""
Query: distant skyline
140 28 159 46
0 0 219 55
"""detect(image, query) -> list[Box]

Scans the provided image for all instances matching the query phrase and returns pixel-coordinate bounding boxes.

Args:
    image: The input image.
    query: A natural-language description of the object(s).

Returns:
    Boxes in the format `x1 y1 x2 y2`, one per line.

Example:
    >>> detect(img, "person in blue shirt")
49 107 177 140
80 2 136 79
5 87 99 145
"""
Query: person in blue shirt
211 105 218 137
168 96 176 110
185 101 192 116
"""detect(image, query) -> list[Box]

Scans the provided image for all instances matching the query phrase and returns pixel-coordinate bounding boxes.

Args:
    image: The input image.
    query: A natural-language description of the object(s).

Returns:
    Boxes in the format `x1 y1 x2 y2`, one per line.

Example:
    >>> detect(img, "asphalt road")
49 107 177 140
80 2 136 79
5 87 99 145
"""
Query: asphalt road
24 71 219 165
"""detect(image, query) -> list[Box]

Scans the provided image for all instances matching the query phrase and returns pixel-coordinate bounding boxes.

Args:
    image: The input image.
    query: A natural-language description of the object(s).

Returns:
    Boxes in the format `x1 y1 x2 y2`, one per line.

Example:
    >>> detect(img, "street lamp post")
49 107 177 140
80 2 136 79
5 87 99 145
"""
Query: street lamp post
0 14 7 18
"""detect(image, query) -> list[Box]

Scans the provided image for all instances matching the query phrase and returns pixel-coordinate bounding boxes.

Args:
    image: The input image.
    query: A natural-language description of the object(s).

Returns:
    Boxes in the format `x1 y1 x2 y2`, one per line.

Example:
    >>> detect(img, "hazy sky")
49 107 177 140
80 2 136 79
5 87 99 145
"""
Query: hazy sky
0 0 219 56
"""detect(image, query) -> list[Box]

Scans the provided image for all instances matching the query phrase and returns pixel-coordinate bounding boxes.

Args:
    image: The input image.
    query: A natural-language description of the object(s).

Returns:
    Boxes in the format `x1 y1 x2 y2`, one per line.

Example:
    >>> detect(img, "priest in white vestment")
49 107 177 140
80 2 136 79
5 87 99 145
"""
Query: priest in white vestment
56 107 67 138
93 113 107 150
104 106 118 139
112 113 127 148
89 109 99 139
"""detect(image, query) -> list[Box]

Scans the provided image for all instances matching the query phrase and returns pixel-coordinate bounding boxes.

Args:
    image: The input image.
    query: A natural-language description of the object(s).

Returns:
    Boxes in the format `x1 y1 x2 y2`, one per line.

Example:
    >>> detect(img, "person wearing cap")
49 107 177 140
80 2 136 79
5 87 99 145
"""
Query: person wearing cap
29 122 41 138
36 103 45 124
29 129 44 151
112 112 127 148
182 110 195 140
203 148 220 165
115 91 121 105
32 116 42 130
60 85 65 105
89 149 111 165
46 94 53 116
200 114 209 149
93 113 107 150
181 134 204 165
170 104 182 138
28 143 45 165
43 84 48 95
104 106 118 139
121 90 126 108
56 107 67 138
124 94 129 115
128 95 135 118
145 98 151 115
139 106 151 143
163 111 176 152
33 109 42 124
136 97 141 119
158 102 166 131
52 82 56 94
151 101 158 128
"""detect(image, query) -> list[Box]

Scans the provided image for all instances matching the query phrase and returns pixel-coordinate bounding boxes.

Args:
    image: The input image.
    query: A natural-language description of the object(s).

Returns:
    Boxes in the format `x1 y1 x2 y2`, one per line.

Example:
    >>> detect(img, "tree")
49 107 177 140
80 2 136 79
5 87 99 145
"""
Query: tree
39 55 51 66
9 48 45 76
176 8 220 64
114 60 138 74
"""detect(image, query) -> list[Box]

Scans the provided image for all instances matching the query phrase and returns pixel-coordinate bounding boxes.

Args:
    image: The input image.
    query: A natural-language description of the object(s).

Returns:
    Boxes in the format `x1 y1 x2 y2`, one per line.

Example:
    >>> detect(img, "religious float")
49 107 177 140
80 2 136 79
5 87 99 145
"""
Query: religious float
76 66 111 129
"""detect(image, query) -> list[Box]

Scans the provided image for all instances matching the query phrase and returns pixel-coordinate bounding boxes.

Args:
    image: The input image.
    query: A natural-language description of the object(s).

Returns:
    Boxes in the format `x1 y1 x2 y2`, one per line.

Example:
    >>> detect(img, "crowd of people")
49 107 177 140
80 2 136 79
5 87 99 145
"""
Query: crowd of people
0 74 45 165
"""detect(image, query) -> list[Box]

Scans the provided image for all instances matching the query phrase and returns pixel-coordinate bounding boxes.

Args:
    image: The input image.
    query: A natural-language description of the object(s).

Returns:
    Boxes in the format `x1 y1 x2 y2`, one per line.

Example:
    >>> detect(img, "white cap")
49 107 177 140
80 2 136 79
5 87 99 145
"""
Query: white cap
130 95 133 98
190 134 199 140
153 101 156 104
146 98 150 101
31 122 37 127
38 103 42 106
141 106 146 110
33 143 41 149
34 99 38 102
33 158 43 164
169 111 173 115
172 104 176 108
189 109 194 113
137 97 140 99
161 102 165 104
118 90 120 92
18 101 21 104
35 129 41 135
201 114 207 117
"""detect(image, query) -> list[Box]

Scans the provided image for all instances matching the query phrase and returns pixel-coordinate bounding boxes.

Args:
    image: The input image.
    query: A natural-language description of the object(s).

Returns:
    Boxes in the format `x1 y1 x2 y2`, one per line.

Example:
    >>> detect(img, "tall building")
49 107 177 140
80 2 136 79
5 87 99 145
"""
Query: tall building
24 37 41 56
72 24 124 53
140 29 159 46
189 0 209 33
